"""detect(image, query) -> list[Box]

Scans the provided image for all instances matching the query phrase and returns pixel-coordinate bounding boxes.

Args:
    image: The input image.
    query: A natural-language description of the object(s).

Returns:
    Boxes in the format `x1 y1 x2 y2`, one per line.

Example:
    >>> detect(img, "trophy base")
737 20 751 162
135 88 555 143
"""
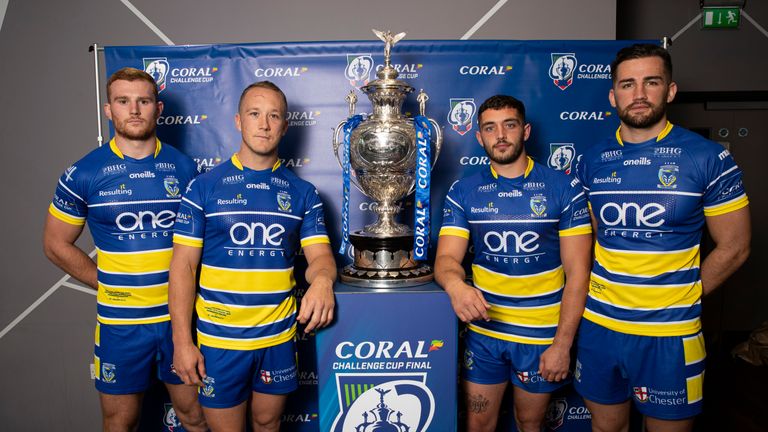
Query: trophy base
340 232 433 288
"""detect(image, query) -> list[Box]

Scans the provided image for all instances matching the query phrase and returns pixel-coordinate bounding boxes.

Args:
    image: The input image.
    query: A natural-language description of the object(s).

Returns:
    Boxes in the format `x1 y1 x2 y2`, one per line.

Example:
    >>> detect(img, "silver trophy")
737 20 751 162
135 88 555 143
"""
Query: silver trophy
333 29 443 288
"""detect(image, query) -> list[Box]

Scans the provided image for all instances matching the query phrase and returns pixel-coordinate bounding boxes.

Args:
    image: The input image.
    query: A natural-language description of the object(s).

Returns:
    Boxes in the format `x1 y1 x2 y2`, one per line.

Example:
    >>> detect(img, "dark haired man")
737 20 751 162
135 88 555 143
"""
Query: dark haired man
574 43 751 431
435 95 592 432
169 81 336 431
43 67 205 431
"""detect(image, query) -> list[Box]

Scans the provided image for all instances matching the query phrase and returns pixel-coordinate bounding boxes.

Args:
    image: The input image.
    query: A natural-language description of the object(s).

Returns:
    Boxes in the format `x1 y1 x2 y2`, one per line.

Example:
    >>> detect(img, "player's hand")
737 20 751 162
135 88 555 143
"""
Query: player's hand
173 343 206 386
298 276 335 333
538 343 570 382
446 282 491 323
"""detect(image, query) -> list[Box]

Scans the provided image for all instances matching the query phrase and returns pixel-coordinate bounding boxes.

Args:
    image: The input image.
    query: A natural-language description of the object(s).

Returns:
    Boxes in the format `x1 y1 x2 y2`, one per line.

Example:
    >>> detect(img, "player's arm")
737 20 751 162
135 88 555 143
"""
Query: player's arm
434 235 490 323
42 213 97 289
539 232 592 382
298 243 337 333
701 206 751 296
168 243 205 386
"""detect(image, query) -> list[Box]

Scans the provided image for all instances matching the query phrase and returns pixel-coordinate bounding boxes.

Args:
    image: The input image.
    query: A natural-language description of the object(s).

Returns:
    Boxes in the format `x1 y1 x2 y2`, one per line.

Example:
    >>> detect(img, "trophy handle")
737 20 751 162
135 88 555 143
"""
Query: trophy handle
332 120 367 196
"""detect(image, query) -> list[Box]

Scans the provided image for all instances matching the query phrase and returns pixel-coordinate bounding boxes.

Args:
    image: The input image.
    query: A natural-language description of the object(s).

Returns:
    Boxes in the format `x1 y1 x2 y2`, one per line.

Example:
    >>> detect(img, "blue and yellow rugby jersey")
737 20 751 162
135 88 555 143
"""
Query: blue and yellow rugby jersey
49 139 198 325
439 157 592 345
173 154 330 350
576 122 748 337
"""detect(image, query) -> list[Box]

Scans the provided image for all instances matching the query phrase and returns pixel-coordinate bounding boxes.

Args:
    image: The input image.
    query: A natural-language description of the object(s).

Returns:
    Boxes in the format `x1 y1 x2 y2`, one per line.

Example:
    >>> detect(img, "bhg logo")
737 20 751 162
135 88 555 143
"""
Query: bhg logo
599 202 665 228
229 222 285 246
115 210 175 232
483 230 540 254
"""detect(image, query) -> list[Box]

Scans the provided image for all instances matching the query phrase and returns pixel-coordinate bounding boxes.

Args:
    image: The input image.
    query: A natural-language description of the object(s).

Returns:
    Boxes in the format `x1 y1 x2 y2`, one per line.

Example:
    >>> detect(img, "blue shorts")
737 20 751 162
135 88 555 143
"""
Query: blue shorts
198 339 298 408
574 319 705 420
94 321 182 394
462 330 567 393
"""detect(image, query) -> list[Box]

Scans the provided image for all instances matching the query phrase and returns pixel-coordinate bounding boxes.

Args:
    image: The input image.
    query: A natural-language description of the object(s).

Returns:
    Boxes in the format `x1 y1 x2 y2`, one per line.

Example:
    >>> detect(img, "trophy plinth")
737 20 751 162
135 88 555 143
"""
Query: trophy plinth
341 232 433 288
333 30 442 288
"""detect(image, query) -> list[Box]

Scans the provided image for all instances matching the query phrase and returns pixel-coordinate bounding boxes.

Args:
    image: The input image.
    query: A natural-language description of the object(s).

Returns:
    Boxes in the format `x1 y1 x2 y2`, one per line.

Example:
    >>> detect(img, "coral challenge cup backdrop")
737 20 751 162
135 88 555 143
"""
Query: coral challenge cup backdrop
104 39 643 431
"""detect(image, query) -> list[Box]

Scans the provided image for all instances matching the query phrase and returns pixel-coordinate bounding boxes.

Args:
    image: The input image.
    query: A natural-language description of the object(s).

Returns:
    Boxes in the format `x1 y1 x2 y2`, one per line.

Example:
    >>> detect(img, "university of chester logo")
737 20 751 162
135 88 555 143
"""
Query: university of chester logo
448 98 476 136
143 57 169 93
549 53 577 90
633 386 649 403
261 370 273 384
548 143 576 174
346 54 374 86
658 164 679 189
516 371 531 383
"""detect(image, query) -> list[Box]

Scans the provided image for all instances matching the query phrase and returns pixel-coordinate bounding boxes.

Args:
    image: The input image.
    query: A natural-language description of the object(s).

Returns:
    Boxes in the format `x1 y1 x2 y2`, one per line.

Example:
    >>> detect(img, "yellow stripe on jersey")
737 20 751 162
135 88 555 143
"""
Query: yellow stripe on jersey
488 302 561 328
439 227 470 239
300 235 331 248
686 372 704 404
683 333 706 365
97 248 172 274
173 233 204 248
49 204 85 226
97 282 169 308
197 325 296 351
595 242 700 277
199 265 295 293
196 295 296 327
704 194 749 217
559 225 592 237
589 273 702 310
97 315 170 325
468 324 554 345
473 265 564 297
583 309 701 337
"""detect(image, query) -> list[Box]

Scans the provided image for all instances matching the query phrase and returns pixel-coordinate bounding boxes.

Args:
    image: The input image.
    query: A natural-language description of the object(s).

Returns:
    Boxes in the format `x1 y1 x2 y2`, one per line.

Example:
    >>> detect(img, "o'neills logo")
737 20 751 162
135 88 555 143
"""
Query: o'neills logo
345 54 374 86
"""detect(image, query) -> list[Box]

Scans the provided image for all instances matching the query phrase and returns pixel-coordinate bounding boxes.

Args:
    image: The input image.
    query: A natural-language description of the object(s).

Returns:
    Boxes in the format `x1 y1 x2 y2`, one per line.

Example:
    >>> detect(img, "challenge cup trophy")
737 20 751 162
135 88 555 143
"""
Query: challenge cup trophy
333 30 443 288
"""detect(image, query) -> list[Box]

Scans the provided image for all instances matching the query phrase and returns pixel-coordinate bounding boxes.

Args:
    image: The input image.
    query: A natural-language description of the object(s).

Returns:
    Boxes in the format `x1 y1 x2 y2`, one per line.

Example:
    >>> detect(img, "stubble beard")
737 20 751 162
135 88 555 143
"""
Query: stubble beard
115 118 156 141
485 139 524 165
618 98 668 129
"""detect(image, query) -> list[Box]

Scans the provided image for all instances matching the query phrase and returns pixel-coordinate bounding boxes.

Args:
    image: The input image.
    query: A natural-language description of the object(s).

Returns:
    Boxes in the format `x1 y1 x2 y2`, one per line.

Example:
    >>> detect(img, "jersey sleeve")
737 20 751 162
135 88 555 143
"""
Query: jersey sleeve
48 164 88 226
701 147 749 217
299 187 330 248
559 176 592 237
439 180 470 239
173 178 206 248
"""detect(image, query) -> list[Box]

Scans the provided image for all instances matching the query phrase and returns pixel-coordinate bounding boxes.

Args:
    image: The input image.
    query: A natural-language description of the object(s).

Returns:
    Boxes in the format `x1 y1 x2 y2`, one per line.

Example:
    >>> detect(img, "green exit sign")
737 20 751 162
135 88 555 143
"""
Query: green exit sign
702 7 741 29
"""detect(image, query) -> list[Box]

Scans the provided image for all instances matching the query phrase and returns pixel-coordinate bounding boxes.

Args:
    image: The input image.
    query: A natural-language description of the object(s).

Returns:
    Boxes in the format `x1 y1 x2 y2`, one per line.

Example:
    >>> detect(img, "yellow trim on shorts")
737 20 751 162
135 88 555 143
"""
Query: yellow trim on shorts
686 372 704 404
682 333 706 366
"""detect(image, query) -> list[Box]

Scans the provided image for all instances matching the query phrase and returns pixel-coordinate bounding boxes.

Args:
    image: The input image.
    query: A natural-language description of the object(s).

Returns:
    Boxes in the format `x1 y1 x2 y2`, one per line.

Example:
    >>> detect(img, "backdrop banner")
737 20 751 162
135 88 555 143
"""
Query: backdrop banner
105 39 646 431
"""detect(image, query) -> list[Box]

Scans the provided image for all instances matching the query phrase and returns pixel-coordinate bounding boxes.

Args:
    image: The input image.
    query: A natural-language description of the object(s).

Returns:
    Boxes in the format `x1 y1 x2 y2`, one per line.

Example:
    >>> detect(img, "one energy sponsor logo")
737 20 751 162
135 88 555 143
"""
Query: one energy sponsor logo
459 65 513 76
157 114 208 126
548 143 576 174
227 221 287 257
330 374 435 432
560 110 611 121
549 53 577 90
143 57 218 92
287 110 320 127
113 210 176 240
346 54 374 86
377 63 423 79
598 201 667 238
448 98 476 136
254 66 308 78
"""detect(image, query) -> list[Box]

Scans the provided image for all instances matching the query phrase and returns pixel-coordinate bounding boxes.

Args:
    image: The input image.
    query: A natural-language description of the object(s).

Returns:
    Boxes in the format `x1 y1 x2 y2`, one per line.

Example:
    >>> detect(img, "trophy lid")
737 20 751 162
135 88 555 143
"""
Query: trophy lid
361 29 414 95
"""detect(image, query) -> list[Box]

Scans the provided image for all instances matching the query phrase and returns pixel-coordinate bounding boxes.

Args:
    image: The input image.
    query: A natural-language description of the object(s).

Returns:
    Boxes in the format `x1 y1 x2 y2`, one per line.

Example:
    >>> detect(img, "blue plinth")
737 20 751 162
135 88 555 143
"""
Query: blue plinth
316 282 458 432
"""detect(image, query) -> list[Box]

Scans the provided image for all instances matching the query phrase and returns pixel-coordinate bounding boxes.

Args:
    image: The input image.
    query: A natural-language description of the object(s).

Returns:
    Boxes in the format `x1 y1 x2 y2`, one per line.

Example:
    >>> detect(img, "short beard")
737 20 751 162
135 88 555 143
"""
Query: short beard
114 119 156 141
618 99 667 129
485 139 524 165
